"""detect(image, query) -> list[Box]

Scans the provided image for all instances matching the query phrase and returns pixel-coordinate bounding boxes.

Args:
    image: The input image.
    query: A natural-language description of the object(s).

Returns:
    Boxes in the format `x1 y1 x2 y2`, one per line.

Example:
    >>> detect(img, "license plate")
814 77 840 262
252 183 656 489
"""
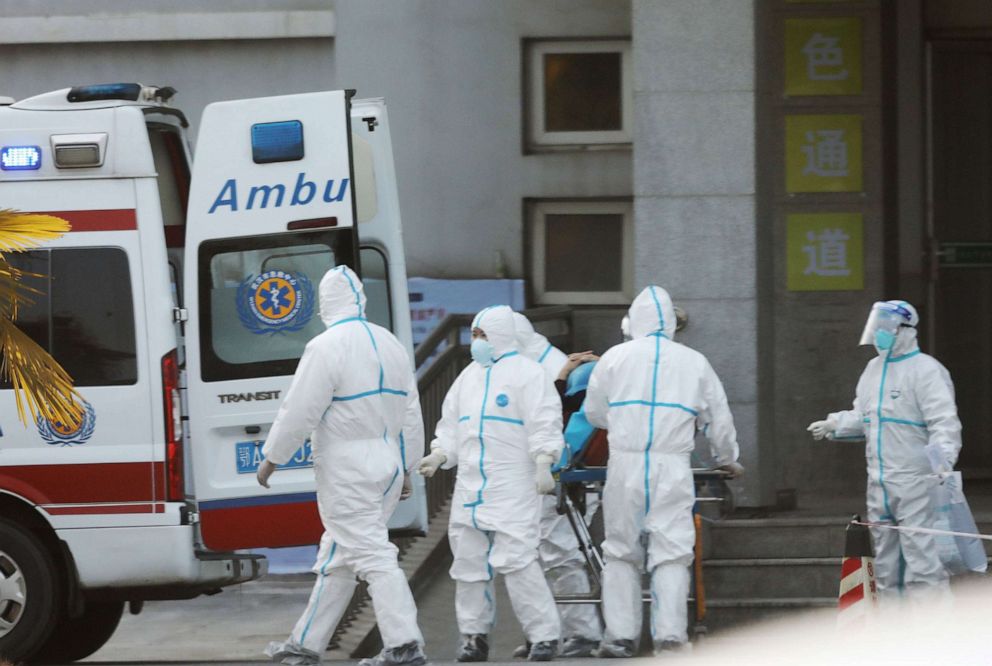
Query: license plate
235 439 313 474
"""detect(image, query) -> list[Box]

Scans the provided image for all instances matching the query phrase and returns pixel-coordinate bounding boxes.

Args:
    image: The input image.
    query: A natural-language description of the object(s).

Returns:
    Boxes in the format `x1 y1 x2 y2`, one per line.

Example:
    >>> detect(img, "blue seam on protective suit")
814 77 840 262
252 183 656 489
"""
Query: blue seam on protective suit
876 353 895 521
608 400 698 417
486 532 495 582
649 331 668 339
338 267 365 318
458 416 471 423
889 350 920 363
399 432 407 469
880 417 927 428
333 387 408 402
494 351 519 362
298 541 337 644
644 333 662 515
649 286 665 332
538 343 552 363
483 415 524 426
833 435 865 441
384 466 400 496
472 305 498 330
466 366 494 525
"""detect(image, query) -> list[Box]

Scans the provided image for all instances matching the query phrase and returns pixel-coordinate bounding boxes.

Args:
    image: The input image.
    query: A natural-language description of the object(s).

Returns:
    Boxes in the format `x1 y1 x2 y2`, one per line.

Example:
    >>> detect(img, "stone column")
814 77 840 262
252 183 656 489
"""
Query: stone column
632 0 768 505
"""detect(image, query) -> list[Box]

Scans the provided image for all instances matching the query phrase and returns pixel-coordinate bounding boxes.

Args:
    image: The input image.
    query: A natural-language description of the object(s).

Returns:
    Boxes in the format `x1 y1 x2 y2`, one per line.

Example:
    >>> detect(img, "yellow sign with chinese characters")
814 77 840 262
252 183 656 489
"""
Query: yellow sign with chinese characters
785 114 862 193
787 213 863 291
785 18 862 96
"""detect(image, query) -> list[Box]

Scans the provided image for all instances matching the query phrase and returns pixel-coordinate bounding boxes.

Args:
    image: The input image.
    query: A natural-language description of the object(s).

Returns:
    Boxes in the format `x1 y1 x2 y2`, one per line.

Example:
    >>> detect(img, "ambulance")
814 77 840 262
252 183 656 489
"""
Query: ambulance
0 83 426 663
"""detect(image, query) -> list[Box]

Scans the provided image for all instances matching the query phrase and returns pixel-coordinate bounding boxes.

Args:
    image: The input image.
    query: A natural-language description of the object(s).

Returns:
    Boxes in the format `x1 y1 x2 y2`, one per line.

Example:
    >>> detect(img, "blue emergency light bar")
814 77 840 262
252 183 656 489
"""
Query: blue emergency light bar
67 83 142 103
251 121 304 164
1 146 41 170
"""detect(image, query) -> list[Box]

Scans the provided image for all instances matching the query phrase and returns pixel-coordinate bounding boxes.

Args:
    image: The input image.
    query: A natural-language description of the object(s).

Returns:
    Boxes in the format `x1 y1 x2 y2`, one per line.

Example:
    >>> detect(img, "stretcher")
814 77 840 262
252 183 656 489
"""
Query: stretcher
552 460 731 640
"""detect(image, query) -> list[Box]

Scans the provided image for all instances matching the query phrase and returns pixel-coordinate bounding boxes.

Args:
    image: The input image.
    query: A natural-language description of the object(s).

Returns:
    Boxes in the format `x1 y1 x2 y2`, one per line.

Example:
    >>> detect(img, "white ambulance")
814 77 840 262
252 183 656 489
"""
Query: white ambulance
0 83 426 663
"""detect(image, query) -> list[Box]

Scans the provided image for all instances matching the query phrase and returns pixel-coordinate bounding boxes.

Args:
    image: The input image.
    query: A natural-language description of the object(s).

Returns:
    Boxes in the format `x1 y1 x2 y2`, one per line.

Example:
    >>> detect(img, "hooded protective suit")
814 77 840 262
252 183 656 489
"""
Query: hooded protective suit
513 312 569 381
262 265 425 660
430 305 564 644
823 301 961 598
513 312 602 649
513 312 603 651
585 286 739 647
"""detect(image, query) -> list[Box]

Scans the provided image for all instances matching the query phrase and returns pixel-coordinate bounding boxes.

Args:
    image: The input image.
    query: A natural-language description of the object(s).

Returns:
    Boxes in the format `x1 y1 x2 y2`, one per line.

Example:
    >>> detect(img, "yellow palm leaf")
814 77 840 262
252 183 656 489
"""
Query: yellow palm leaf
0 317 82 427
0 209 71 253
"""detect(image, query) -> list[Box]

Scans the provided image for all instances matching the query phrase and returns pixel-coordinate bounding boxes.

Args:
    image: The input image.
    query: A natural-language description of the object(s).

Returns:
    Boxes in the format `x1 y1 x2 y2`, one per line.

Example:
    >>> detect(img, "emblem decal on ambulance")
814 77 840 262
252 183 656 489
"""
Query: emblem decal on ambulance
36 400 96 447
237 270 315 335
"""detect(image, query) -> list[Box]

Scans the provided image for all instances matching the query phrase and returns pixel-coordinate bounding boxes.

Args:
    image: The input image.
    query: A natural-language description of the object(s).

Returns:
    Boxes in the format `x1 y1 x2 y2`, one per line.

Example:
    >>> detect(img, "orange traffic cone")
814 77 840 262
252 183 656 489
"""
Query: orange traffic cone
838 515 878 625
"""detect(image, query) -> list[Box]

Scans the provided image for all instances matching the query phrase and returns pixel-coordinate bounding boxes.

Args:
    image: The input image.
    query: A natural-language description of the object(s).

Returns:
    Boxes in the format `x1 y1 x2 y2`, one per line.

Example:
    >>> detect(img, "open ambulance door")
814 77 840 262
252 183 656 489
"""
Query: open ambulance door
183 91 427 551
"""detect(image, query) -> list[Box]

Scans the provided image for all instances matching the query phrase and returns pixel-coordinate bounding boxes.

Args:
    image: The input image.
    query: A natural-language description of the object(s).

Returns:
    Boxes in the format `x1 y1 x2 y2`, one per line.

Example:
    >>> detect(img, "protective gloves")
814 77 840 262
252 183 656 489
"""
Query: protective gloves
718 461 745 479
535 454 556 494
807 417 837 441
417 450 447 478
400 473 413 500
924 443 952 477
256 459 277 489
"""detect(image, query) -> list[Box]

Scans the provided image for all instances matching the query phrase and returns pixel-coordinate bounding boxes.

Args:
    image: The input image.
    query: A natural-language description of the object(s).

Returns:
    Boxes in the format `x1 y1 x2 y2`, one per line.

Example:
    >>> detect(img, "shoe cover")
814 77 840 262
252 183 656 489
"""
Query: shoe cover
559 636 599 658
264 639 321 665
527 639 558 661
357 641 427 666
595 639 636 658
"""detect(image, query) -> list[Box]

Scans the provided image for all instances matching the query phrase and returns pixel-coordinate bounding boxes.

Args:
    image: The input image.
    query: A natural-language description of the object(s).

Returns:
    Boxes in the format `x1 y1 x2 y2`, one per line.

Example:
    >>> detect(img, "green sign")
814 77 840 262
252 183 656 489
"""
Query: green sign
787 213 864 291
939 243 992 268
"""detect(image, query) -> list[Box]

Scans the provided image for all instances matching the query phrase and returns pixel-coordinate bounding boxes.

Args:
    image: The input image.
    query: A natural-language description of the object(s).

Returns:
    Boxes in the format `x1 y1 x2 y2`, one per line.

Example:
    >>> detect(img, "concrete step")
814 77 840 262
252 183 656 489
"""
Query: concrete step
704 518 848 560
702 597 836 632
702 557 841 599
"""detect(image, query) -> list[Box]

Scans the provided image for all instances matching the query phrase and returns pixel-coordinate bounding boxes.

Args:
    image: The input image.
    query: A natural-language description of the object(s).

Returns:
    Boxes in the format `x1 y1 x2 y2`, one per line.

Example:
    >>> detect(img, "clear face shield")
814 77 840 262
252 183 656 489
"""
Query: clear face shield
858 303 904 347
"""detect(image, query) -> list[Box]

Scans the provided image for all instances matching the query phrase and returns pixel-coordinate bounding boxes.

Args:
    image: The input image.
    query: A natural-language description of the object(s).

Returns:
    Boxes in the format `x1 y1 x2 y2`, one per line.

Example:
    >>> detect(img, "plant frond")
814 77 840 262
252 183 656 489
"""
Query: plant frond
0 317 82 427
0 210 71 253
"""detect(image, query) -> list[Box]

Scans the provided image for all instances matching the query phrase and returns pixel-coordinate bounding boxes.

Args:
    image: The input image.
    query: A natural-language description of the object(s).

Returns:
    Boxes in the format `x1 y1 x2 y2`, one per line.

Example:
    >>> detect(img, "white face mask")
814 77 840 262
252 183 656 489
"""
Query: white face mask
470 338 495 367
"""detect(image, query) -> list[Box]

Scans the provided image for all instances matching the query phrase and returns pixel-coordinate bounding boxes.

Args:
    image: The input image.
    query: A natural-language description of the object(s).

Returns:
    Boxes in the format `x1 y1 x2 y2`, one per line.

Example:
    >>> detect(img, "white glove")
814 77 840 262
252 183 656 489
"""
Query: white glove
807 418 835 441
924 443 951 476
535 454 556 494
417 450 447 478
718 461 745 479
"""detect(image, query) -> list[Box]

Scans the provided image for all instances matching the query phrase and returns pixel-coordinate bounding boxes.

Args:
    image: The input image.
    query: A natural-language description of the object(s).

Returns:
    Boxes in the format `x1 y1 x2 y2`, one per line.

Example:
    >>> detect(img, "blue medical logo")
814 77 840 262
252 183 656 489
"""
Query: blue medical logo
237 270 314 335
495 394 509 408
37 400 96 447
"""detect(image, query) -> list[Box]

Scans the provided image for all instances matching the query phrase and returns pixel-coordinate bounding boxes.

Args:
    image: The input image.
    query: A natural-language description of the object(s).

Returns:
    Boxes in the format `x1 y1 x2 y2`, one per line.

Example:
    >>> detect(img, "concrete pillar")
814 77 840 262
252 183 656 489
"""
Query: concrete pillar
632 0 769 505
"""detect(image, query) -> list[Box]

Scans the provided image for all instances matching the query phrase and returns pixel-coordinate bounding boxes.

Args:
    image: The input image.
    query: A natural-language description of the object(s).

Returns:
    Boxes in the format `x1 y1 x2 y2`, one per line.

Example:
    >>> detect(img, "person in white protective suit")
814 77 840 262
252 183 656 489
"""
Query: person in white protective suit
511 312 603 659
807 300 962 601
417 305 564 662
584 286 743 657
257 265 426 666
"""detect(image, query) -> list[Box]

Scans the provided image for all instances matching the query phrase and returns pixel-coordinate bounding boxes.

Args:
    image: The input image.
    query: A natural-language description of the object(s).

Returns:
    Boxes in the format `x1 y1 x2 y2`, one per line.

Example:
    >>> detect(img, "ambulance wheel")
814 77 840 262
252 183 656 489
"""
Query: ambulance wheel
0 518 62 664
35 599 125 663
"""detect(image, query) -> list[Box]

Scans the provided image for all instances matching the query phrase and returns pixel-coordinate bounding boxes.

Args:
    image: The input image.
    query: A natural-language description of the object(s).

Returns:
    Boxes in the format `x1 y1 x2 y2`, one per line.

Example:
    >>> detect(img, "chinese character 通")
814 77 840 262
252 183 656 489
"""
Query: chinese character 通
803 229 851 277
802 130 848 178
802 33 848 81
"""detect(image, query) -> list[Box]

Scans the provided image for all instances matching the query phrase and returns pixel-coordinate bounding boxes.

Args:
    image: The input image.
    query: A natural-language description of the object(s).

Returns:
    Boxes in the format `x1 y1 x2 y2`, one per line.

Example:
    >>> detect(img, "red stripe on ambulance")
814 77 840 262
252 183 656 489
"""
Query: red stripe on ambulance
0 461 159 505
30 209 137 232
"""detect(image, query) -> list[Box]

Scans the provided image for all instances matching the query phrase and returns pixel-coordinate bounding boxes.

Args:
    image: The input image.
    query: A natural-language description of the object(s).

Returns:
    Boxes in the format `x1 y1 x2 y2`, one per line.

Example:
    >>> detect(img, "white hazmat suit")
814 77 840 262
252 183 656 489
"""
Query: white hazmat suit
811 300 962 600
262 266 425 665
513 312 603 653
430 306 564 650
585 286 739 650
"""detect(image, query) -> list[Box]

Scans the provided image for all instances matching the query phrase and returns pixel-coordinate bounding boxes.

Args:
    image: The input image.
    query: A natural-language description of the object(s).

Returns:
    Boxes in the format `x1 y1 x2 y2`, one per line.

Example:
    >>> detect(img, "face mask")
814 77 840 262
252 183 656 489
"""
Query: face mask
471 338 495 367
874 329 896 354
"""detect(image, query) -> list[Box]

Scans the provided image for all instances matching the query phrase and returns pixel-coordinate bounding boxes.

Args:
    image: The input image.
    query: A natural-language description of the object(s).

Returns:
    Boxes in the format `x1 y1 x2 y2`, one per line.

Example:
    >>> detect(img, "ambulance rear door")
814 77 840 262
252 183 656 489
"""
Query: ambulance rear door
184 91 358 551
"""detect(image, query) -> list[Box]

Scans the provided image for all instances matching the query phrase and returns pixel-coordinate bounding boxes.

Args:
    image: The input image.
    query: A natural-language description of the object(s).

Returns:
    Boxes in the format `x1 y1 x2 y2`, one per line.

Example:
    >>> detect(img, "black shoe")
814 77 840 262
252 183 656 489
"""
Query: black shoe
512 642 532 659
559 636 599 658
527 640 558 662
595 639 636 658
358 642 427 666
457 634 489 662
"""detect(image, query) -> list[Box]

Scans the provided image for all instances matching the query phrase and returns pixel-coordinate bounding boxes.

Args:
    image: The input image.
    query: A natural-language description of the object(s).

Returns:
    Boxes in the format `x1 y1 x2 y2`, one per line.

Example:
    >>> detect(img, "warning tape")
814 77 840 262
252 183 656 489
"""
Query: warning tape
854 520 992 542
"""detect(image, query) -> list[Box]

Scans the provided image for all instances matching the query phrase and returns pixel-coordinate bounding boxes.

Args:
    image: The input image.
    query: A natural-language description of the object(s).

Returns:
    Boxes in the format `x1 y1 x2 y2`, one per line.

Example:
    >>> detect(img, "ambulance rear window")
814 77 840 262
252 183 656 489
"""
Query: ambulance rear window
198 228 356 381
1 248 137 387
